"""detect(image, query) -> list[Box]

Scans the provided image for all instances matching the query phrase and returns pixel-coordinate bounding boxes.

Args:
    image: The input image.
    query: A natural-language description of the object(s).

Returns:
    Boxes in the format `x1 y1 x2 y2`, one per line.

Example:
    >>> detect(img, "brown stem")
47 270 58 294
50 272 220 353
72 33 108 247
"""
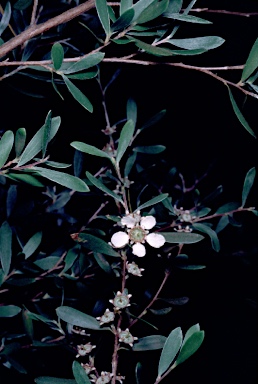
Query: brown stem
190 8 258 17
129 269 170 328
30 0 39 26
192 206 255 223
111 316 122 384
0 0 95 59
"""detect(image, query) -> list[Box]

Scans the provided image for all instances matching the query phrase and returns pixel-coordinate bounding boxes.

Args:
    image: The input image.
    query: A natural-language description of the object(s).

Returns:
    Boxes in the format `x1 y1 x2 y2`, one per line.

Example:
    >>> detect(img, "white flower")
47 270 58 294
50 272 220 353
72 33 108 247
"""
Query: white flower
76 343 96 358
111 214 165 257
118 328 138 347
109 291 132 310
90 371 113 383
126 261 144 277
96 308 115 325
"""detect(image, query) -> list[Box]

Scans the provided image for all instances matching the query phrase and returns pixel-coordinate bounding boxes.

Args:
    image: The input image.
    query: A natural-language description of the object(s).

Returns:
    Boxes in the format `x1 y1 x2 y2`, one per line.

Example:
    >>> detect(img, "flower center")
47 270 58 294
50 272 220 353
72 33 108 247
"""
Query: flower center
113 294 130 308
128 226 146 243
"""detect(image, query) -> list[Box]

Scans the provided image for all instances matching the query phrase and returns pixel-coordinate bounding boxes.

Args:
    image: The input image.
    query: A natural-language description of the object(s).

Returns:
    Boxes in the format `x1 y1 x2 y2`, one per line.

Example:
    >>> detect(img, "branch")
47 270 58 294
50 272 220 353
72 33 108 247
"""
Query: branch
190 8 258 17
0 0 95 59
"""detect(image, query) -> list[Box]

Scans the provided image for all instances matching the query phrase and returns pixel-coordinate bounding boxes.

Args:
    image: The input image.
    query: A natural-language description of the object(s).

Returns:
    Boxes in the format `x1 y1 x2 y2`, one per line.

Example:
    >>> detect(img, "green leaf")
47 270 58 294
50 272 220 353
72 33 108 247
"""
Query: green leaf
111 8 134 32
18 116 61 166
15 128 26 158
62 246 80 273
34 256 60 270
132 38 174 56
86 171 123 204
228 87 256 138
124 152 137 177
135 362 144 384
166 0 183 13
35 378 76 384
116 120 135 163
175 331 205 366
168 48 207 56
120 0 133 15
133 145 166 154
14 0 32 10
72 361 91 384
71 141 111 159
182 324 200 347
127 98 137 128
6 173 45 187
22 231 42 259
42 110 52 158
0 305 21 318
158 327 182 377
149 307 172 315
63 53 105 74
215 202 239 214
51 43 64 71
136 193 168 211
32 167 90 192
75 232 119 257
56 306 104 330
136 0 169 24
0 130 14 168
177 264 206 270
161 232 204 244
40 160 71 168
67 70 98 80
192 223 220 252
95 0 111 39
167 36 224 50
164 13 212 24
133 335 167 351
0 221 12 275
93 252 113 274
0 2 11 36
242 167 256 207
62 75 93 113
215 215 229 233
241 38 258 82
139 109 166 130
132 0 155 21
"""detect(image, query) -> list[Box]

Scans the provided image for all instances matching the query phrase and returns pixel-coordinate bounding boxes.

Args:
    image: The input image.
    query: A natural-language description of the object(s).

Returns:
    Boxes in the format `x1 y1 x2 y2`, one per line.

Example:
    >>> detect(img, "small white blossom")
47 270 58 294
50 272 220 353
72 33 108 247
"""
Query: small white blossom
81 357 96 374
111 214 165 257
96 308 115 325
109 291 132 310
90 371 113 383
118 328 138 347
126 261 144 277
76 343 96 358
174 225 192 233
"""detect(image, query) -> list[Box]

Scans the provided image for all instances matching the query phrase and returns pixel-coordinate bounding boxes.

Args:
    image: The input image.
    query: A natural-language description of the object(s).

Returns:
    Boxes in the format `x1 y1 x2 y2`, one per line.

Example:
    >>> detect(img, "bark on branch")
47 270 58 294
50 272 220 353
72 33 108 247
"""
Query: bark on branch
0 0 95 59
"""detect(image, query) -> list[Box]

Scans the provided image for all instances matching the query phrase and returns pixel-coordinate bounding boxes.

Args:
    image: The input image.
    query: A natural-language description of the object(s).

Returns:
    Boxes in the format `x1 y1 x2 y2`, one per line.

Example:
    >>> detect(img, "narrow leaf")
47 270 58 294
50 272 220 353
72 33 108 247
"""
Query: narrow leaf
34 256 60 270
0 221 12 275
14 0 32 10
228 88 256 138
0 130 14 168
215 202 239 214
0 2 11 36
71 141 111 159
120 0 133 15
56 306 104 330
62 75 93 113
95 0 111 38
22 231 42 259
0 305 21 318
93 252 112 274
116 120 135 163
32 167 89 192
136 193 168 211
192 223 220 252
72 361 91 384
139 109 166 130
127 98 137 127
166 0 182 13
42 110 52 158
175 331 204 366
132 38 174 56
14 128 26 158
133 145 166 154
161 232 204 244
136 0 169 24
164 13 212 24
74 232 119 257
7 172 44 187
242 167 256 207
167 36 224 50
158 327 182 377
86 171 123 204
63 52 105 74
111 8 134 32
132 0 154 21
241 38 258 82
124 152 137 177
18 116 61 166
51 43 64 71
133 335 167 351
181 324 200 348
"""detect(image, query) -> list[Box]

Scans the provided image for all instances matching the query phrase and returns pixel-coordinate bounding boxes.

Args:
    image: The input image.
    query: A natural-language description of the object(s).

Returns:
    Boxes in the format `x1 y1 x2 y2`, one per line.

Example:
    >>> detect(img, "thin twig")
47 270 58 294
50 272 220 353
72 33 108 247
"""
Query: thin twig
0 0 95 59
190 8 258 17
30 0 39 26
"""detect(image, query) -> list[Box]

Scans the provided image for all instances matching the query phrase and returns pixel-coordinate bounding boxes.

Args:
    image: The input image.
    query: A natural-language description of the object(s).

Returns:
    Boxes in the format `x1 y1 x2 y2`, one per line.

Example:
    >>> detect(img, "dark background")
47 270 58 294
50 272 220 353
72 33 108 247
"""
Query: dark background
0 0 257 383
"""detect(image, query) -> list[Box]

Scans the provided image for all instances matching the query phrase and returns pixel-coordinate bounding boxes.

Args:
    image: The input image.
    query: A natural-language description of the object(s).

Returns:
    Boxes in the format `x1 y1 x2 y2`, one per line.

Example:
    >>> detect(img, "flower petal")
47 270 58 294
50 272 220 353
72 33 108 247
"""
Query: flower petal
146 233 165 248
121 213 140 228
132 243 146 257
140 215 156 230
111 232 129 248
